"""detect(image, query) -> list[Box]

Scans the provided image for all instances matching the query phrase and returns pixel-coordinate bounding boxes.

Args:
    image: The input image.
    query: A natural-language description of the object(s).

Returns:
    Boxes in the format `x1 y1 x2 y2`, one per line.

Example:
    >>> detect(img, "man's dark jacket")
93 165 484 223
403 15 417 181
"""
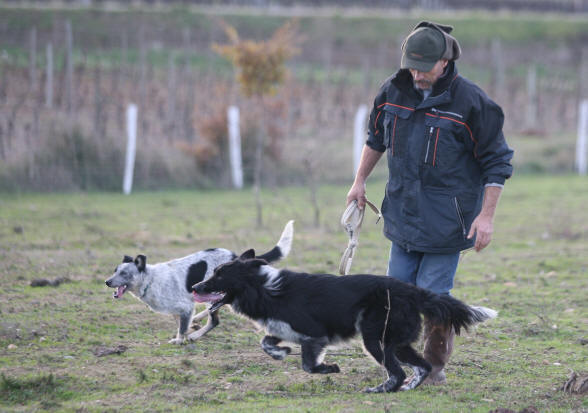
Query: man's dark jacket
366 62 513 253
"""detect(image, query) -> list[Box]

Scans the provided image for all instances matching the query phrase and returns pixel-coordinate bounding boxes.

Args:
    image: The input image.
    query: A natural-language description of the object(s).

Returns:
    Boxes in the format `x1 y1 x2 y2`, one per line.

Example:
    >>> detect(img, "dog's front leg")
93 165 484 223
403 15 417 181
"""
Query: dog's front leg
169 312 191 345
190 308 209 330
261 335 291 360
300 339 340 374
188 312 219 341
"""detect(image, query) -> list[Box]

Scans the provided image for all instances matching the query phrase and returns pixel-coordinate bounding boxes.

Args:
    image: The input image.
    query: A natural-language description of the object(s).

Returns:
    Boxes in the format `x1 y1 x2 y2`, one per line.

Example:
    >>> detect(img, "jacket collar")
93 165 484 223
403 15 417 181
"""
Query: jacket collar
391 61 458 109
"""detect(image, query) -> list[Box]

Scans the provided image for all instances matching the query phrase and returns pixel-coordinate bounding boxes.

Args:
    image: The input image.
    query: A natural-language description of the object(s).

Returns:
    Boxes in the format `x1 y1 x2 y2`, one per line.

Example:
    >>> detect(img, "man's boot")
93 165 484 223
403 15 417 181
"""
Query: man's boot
421 320 455 385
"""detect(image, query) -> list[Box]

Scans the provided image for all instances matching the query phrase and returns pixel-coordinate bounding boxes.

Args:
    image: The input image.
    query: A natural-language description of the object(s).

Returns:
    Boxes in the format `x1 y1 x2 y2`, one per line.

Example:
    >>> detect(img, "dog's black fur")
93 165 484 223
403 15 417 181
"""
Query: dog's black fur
193 249 497 393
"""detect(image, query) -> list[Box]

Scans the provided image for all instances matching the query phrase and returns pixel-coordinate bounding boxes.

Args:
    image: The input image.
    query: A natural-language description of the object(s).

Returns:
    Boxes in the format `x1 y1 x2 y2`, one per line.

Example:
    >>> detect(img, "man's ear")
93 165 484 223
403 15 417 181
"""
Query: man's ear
123 255 133 263
239 249 255 260
134 255 147 272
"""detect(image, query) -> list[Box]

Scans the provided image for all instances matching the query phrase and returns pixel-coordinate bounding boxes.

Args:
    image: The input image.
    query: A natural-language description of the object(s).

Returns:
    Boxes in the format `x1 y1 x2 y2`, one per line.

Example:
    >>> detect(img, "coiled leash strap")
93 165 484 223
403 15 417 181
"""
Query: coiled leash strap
339 199 382 275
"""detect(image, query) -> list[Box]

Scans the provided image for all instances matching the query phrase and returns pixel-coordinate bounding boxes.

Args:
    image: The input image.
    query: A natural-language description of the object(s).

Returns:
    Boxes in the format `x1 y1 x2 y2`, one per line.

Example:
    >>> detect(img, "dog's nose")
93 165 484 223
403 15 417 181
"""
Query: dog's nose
105 280 111 287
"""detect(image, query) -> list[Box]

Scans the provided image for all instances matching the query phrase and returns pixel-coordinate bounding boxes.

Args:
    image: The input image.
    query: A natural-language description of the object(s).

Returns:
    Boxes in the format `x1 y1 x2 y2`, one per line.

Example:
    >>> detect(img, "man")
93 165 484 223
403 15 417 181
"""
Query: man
346 21 513 385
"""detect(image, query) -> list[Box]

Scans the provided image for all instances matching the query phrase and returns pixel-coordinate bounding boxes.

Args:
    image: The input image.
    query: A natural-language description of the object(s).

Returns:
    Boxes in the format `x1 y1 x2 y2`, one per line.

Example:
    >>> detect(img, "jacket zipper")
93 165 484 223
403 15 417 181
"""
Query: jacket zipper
453 197 467 239
390 115 397 156
431 107 463 119
424 126 434 164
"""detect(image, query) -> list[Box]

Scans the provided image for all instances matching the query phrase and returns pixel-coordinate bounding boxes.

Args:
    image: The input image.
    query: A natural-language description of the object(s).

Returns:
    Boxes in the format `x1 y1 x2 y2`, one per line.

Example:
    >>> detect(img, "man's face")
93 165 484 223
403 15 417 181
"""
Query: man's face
409 59 448 91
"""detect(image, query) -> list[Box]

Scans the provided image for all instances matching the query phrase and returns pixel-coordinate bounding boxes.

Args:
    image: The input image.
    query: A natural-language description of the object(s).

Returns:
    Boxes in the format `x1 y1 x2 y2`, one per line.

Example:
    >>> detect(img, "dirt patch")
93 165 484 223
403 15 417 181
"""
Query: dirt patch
93 345 128 357
30 277 71 287
489 407 539 413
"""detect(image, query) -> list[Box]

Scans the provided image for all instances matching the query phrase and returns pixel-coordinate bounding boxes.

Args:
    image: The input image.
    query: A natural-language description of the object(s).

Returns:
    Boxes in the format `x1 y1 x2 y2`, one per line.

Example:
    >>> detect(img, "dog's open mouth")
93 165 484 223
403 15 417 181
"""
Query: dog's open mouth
113 285 127 299
193 291 226 312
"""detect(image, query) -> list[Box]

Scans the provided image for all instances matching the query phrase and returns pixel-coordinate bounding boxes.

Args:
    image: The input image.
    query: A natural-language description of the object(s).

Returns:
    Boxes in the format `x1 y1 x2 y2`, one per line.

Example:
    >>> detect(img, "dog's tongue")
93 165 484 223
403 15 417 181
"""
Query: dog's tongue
116 286 126 298
193 292 223 303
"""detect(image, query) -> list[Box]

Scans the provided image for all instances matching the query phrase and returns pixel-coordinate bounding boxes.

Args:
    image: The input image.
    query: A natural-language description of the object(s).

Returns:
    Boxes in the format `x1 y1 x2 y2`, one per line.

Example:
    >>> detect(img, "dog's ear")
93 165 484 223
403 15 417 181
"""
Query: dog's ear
239 249 256 260
249 258 268 267
134 255 147 272
122 255 133 263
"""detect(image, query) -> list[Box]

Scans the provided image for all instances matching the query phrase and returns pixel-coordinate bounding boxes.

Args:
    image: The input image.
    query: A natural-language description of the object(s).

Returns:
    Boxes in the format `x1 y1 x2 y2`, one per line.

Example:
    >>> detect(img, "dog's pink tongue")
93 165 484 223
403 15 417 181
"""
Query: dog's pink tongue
116 286 126 298
193 292 222 303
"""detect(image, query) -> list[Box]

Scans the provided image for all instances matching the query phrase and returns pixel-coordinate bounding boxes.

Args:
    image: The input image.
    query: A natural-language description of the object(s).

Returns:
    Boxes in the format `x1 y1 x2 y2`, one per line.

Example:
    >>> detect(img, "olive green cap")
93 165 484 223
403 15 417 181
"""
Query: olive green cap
401 21 462 72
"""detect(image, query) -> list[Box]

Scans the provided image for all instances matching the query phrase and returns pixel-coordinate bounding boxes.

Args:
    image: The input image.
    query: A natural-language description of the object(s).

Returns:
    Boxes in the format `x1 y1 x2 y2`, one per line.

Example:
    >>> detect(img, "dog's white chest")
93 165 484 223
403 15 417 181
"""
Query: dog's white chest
258 318 307 344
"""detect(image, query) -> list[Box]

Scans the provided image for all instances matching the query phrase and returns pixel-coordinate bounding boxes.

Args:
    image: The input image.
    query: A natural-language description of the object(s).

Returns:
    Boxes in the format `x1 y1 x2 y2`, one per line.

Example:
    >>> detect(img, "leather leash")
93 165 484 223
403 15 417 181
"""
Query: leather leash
339 199 382 275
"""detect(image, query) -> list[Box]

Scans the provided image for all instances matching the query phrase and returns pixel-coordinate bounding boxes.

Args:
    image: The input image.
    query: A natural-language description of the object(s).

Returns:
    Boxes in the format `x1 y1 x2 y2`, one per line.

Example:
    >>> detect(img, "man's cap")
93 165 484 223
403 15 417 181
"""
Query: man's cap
401 21 462 72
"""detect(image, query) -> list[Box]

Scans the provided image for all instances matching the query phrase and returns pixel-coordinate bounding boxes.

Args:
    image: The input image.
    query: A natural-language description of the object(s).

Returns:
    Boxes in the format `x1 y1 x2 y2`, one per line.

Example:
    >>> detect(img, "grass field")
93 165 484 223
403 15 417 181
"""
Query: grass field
0 175 587 412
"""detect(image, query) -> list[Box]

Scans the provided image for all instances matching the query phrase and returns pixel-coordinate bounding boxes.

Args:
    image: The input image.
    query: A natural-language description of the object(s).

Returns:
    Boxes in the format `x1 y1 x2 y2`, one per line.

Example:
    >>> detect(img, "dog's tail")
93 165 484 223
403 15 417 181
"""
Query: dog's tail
419 290 497 335
256 220 294 263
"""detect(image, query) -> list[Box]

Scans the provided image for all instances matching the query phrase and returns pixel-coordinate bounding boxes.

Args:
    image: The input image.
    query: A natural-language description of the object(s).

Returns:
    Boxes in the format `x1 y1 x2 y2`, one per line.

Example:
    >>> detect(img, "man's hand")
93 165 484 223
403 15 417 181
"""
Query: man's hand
346 182 367 209
467 185 503 252
467 214 493 252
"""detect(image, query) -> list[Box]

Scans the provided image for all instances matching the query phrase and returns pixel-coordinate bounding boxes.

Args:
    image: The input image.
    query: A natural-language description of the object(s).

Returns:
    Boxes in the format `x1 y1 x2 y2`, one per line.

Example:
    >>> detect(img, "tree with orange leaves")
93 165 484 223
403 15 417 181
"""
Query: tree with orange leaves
214 19 300 227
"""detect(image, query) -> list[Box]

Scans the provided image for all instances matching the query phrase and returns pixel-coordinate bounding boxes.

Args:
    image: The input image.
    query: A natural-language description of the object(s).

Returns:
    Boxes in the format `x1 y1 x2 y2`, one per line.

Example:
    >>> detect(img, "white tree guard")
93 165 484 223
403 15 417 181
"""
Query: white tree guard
123 104 138 195
228 106 244 189
576 99 588 176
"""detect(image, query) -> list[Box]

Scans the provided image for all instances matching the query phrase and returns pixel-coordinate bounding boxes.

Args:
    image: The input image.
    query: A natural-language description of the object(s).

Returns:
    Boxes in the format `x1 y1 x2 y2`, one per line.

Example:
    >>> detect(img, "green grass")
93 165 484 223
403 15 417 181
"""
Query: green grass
0 175 587 412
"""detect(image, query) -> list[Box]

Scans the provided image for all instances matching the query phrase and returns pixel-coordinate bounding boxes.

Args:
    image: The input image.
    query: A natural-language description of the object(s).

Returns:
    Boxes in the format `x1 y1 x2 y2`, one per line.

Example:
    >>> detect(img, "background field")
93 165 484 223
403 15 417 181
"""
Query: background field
1 175 587 412
0 6 586 190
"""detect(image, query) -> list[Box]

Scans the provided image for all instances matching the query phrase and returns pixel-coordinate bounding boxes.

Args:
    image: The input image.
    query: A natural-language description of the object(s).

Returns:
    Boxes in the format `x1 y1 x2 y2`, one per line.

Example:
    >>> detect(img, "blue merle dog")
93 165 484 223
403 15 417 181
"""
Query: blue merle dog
105 221 293 344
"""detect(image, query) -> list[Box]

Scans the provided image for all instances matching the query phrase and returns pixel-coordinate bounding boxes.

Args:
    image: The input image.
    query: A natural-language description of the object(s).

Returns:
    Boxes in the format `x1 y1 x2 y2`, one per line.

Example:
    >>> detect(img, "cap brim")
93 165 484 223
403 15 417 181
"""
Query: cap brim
401 55 436 72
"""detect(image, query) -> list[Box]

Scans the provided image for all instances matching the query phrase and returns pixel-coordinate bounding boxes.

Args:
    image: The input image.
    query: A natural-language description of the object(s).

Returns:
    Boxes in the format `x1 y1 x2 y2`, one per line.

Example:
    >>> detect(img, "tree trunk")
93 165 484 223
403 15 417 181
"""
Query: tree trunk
253 96 265 228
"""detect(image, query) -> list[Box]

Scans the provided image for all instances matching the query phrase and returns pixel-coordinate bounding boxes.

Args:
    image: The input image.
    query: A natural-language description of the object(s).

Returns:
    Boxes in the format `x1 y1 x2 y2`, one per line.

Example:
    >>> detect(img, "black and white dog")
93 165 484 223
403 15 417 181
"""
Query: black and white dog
192 250 497 392
105 221 293 345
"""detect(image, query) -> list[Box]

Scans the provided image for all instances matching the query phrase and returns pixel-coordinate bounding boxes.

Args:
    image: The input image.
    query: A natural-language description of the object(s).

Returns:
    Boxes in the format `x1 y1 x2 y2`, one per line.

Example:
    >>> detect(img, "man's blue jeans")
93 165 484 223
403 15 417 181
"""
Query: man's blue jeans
386 243 460 295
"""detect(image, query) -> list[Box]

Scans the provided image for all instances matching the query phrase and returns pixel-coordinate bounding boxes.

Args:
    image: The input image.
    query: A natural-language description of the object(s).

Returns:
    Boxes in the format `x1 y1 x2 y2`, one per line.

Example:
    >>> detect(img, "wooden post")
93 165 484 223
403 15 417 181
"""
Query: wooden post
138 26 147 134
29 27 37 95
182 27 195 142
166 53 177 142
491 38 505 102
45 43 53 109
123 104 138 195
525 65 538 130
576 100 588 176
65 20 74 114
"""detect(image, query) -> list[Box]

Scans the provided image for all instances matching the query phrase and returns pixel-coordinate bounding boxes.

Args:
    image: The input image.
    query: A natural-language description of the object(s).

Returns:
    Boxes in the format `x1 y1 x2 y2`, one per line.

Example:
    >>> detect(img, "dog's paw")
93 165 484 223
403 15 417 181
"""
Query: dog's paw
168 337 186 345
399 375 424 391
269 347 291 360
365 377 400 393
314 363 340 374
329 363 340 373
262 344 291 360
